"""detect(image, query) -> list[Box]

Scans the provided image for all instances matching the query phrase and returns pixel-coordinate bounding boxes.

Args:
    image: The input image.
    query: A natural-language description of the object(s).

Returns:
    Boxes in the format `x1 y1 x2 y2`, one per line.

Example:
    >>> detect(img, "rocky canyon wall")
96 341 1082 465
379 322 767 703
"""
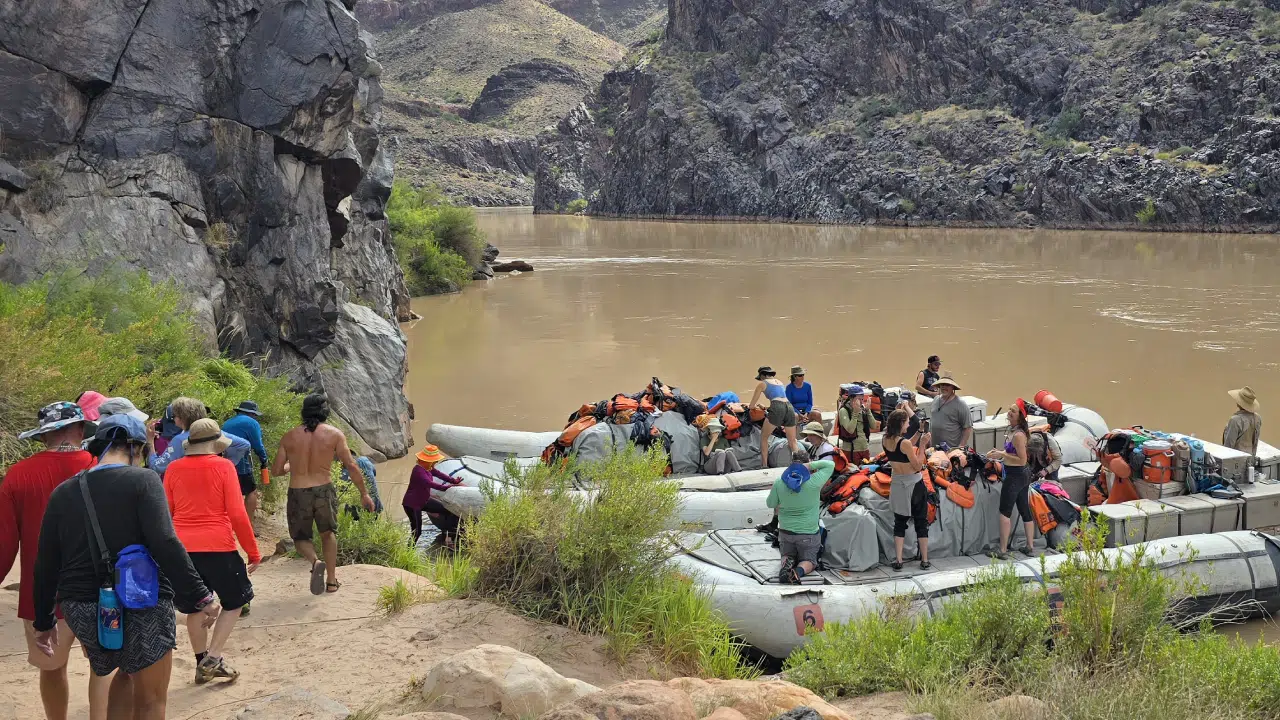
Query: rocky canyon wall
0 0 412 459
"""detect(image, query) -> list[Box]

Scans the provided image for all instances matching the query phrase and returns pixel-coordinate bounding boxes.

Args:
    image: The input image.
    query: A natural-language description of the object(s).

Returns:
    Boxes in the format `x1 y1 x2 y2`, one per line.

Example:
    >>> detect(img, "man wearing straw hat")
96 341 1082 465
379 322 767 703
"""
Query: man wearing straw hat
929 376 971 451
1223 386 1262 456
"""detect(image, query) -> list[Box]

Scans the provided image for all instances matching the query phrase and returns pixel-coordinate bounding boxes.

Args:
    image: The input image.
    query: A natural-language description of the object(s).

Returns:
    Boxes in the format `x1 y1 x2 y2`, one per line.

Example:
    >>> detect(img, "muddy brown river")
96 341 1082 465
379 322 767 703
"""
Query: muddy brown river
378 208 1280 637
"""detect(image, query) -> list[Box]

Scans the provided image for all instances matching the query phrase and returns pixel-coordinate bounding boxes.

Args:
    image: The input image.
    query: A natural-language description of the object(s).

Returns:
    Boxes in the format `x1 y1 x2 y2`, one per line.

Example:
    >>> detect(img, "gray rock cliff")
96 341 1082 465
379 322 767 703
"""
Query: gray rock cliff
0 0 413 458
535 0 1280 229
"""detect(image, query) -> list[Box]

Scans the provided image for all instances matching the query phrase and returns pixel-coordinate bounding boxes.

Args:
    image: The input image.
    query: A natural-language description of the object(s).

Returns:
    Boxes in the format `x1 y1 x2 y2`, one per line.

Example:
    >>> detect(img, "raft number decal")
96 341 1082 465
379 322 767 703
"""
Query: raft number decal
793 604 824 635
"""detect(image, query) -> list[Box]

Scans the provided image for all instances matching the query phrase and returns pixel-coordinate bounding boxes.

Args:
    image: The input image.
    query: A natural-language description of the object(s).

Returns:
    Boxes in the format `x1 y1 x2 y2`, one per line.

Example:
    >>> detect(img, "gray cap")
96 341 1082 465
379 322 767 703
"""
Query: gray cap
98 397 149 424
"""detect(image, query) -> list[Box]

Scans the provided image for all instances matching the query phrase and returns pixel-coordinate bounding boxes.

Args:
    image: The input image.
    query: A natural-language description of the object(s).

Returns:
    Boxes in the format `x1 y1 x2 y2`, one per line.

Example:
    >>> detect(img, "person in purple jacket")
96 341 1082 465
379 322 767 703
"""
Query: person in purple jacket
404 445 462 546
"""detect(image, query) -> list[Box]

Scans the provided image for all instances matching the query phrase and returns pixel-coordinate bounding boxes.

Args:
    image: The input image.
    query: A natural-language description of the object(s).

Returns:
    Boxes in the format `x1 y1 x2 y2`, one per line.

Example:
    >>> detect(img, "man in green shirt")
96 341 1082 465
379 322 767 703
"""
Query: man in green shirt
766 450 835 583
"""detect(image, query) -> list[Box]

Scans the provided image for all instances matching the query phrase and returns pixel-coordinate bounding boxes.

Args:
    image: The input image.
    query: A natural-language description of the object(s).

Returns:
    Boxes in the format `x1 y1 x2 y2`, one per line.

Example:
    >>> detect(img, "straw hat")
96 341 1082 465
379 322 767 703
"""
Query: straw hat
416 444 447 464
934 376 961 391
184 418 232 455
1229 386 1261 413
801 421 826 438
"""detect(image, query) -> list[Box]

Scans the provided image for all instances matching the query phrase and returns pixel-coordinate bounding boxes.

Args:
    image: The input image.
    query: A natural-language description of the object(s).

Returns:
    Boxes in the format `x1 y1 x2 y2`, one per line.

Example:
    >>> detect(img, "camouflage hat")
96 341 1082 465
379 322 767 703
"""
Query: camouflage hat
19 402 87 440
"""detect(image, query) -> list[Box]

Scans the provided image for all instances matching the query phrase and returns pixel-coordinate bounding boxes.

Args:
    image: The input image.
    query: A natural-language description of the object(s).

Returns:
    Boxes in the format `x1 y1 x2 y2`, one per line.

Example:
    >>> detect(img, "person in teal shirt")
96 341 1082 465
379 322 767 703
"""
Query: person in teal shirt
766 451 835 583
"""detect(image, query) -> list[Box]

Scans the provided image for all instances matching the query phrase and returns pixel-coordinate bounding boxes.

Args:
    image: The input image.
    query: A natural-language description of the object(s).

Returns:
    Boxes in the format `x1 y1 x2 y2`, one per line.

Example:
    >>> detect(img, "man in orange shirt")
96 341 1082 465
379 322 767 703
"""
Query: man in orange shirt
163 419 261 685
1 402 102 720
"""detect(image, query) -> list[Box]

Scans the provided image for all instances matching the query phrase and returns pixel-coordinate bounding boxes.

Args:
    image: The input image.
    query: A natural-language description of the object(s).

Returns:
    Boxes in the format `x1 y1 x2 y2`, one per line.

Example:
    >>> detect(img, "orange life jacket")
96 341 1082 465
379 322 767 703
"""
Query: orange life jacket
540 415 598 465
1029 490 1058 533
929 455 975 509
720 412 743 440
823 469 873 514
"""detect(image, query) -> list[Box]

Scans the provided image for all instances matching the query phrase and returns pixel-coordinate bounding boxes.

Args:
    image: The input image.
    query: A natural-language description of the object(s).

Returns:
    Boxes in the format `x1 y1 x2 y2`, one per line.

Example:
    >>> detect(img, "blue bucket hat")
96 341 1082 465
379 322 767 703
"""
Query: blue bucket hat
18 402 87 440
782 462 811 492
87 414 149 458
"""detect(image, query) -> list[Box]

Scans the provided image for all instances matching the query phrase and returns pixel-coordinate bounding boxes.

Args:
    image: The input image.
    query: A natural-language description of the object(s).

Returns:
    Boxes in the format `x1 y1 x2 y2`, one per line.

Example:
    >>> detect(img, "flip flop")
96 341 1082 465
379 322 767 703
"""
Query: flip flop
309 561 327 595
326 580 342 594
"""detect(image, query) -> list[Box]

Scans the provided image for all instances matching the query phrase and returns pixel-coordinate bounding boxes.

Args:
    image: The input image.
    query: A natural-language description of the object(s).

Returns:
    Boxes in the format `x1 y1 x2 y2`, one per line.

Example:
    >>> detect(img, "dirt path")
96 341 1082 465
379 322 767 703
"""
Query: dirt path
1 558 653 719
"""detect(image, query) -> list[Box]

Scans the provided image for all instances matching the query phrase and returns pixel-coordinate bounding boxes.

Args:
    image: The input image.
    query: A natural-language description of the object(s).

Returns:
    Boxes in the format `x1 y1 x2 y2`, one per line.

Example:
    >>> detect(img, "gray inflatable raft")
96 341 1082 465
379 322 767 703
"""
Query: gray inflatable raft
671 530 1280 658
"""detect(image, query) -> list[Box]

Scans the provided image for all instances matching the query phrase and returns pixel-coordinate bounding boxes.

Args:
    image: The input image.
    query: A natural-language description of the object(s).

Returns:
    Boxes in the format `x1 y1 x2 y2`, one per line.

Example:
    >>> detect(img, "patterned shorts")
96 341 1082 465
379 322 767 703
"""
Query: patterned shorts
61 598 176 677
287 483 339 542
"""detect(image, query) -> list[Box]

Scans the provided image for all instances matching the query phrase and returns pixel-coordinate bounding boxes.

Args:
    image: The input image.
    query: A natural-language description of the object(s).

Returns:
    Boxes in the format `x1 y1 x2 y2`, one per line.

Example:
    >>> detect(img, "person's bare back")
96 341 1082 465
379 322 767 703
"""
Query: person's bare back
277 423 348 489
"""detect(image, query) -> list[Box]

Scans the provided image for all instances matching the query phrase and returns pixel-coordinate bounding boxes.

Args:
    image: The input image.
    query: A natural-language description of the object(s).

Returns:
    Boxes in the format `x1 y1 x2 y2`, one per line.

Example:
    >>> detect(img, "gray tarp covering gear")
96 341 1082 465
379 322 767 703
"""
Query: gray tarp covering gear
653 411 703 475
569 421 636 464
725 424 765 471
819 506 881 571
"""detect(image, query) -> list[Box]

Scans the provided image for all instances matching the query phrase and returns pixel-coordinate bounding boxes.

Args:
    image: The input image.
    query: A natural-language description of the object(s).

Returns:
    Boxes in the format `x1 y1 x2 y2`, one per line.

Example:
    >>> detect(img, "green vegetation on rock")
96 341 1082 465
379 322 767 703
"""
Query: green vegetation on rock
388 181 484 296
785 520 1280 720
429 447 756 678
0 268 301 483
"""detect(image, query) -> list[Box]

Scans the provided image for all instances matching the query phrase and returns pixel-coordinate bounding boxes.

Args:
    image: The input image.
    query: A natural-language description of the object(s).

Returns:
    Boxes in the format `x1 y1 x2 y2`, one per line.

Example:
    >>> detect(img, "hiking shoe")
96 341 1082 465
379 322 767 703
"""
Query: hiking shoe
990 550 1011 561
196 656 239 684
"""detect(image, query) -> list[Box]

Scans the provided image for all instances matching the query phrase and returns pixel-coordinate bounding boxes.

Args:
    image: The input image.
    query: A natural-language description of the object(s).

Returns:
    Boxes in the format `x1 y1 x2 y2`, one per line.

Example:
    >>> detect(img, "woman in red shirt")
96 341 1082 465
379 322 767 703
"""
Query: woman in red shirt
163 418 261 685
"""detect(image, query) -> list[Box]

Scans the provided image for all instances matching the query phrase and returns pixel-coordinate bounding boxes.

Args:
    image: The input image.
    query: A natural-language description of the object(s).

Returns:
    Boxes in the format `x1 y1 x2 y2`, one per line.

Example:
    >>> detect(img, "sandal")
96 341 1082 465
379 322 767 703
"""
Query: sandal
920 560 932 570
891 560 904 571
309 561 327 596
326 580 342 594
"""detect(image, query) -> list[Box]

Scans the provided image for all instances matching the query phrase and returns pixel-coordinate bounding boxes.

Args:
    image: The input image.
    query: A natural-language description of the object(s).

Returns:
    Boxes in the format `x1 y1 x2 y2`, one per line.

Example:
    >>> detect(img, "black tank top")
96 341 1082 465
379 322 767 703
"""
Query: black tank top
921 368 939 391
882 437 911 463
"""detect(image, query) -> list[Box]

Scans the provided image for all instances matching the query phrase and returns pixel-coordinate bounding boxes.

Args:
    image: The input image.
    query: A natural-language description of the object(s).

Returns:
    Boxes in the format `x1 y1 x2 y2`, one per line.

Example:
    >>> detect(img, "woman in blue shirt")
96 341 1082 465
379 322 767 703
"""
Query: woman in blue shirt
785 366 820 424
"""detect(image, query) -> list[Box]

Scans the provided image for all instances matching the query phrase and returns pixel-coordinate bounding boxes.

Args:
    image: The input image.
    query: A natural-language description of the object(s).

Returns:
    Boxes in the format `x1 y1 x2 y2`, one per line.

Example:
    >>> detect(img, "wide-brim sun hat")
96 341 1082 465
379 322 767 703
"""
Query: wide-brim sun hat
417 444 447 463
802 421 826 438
1229 386 1261 413
756 366 777 380
184 418 233 456
790 365 806 376
19 401 88 440
934 376 961 391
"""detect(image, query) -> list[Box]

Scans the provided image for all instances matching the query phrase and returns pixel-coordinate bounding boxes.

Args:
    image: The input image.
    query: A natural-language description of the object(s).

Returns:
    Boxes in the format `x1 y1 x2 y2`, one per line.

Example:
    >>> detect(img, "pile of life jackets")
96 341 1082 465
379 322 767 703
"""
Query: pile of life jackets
819 451 940 524
1086 426 1218 504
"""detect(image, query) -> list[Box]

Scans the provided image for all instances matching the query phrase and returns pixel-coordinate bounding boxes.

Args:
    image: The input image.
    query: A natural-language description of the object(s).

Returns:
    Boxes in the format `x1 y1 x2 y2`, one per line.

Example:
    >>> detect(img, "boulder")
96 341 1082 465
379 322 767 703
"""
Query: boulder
421 644 599 718
314 303 413 459
0 50 89 149
0 161 30 193
493 260 535 272
771 708 822 720
540 680 697 720
706 709 750 720
229 688 351 719
483 242 500 262
985 695 1049 720
666 678 853 720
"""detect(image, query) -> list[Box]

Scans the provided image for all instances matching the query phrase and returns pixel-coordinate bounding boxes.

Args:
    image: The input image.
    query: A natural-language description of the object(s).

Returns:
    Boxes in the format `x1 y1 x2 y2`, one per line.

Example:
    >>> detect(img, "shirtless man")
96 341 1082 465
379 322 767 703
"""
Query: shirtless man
270 394 373 595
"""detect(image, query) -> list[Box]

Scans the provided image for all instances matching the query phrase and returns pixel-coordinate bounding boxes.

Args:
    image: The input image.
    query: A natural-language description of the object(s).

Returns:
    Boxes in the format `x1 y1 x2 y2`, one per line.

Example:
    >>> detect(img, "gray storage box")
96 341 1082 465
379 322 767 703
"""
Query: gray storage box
1240 480 1280 529
1133 478 1186 500
1161 495 1216 536
1197 438 1252 483
1057 465 1092 505
1088 503 1147 547
1197 493 1245 532
1128 499 1183 541
1256 441 1280 482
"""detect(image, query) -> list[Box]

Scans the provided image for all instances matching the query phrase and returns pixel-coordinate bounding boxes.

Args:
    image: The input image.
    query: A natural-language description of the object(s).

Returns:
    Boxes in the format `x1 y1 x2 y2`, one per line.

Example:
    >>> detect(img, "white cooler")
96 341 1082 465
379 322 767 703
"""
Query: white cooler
1255 441 1280 482
1240 479 1280 529
1160 495 1216 535
1057 465 1093 505
1088 503 1147 547
1126 499 1183 541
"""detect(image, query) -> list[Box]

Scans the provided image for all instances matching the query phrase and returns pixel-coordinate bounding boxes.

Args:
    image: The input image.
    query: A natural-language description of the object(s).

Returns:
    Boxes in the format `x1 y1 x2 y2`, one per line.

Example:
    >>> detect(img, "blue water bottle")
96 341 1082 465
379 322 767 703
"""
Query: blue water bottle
98 582 124 650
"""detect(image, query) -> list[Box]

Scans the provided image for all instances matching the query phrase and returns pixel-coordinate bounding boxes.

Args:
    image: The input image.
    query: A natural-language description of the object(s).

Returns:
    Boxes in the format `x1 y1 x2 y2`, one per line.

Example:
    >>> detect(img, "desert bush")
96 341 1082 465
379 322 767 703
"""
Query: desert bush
387 181 482 295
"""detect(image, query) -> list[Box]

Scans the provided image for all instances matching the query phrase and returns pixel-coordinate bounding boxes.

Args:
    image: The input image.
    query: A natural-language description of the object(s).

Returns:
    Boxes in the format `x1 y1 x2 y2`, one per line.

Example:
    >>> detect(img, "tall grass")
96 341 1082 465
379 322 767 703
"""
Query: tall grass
785 518 1280 720
0 268 302 490
375 577 441 616
387 181 483 295
431 446 756 678
326 471 429 574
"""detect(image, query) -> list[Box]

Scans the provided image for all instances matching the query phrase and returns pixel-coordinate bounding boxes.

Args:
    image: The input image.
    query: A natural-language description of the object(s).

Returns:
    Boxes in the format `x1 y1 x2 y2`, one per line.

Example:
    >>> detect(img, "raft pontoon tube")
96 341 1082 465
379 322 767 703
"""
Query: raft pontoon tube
671 530 1280 658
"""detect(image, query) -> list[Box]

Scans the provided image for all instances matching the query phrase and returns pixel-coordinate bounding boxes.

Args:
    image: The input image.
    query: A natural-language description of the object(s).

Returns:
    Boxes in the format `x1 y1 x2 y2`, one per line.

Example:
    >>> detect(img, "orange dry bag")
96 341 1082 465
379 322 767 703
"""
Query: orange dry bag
1029 490 1058 533
1034 390 1063 414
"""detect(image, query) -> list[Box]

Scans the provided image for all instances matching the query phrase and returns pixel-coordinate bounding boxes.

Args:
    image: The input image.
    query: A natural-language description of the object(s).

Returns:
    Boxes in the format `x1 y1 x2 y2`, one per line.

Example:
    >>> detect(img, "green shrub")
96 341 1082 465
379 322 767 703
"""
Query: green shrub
375 577 440 615
898 198 916 215
1137 198 1158 224
446 446 755 677
325 472 428 574
0 268 302 484
565 198 588 214
1048 106 1083 139
387 181 482 296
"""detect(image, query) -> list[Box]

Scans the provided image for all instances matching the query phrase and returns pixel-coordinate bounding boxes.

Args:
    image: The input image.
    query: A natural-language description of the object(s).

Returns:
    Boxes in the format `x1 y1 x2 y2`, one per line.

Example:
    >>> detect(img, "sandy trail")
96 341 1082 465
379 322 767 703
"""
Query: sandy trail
1 557 648 719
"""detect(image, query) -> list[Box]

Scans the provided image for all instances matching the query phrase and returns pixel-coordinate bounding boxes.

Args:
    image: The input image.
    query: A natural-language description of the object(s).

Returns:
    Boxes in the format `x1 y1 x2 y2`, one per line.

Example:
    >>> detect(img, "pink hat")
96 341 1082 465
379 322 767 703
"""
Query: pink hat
77 391 107 421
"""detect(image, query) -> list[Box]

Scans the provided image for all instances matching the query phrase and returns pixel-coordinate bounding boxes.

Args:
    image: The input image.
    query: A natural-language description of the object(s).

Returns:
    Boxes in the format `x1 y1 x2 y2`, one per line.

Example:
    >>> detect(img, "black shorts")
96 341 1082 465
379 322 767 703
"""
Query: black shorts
238 472 257 496
189 551 254 610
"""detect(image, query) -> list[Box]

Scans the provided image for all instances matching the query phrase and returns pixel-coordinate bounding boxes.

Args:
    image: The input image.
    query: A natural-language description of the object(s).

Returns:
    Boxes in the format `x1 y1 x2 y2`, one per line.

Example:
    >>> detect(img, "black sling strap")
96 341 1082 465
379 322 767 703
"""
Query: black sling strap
77 471 115 582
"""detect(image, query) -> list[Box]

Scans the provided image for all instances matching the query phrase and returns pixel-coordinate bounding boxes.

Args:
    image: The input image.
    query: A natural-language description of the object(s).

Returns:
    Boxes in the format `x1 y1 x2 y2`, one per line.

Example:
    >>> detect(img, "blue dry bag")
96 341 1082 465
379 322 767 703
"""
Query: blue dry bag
115 545 160 609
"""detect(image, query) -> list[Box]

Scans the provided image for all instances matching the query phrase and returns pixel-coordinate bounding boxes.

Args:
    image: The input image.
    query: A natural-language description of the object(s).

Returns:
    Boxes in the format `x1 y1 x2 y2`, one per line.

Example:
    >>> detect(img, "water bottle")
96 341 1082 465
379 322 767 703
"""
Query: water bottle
98 583 124 650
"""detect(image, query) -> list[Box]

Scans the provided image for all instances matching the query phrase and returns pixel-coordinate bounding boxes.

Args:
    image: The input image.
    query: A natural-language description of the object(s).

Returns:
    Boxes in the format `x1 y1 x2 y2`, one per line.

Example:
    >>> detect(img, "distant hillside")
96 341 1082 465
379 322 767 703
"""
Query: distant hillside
542 0 667 42
535 0 1280 229
362 0 624 205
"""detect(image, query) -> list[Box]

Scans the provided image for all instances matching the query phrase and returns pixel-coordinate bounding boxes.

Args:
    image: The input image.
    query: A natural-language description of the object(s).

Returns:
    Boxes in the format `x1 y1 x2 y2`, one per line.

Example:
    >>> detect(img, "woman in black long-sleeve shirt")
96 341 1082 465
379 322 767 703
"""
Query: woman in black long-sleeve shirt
32 415 219 720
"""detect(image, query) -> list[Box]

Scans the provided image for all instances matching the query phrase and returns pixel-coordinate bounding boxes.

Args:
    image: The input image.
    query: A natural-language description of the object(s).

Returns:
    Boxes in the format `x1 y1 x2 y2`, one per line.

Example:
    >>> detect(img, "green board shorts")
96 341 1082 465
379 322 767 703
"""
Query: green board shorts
766 398 798 428
287 484 339 542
